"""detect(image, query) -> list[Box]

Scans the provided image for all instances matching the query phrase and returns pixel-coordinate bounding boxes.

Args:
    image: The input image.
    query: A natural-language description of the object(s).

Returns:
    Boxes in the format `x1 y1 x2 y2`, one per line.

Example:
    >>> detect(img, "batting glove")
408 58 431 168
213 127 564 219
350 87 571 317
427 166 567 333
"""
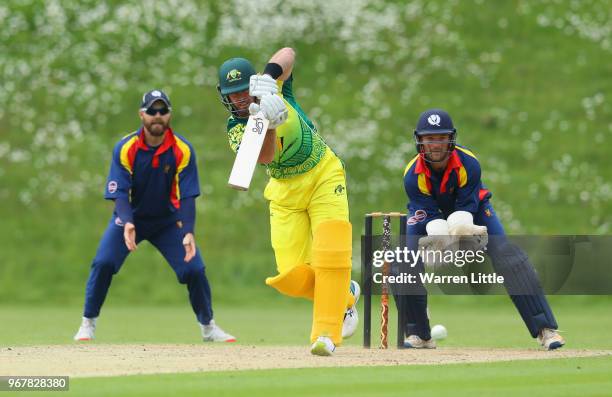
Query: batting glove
249 74 278 98
258 94 288 129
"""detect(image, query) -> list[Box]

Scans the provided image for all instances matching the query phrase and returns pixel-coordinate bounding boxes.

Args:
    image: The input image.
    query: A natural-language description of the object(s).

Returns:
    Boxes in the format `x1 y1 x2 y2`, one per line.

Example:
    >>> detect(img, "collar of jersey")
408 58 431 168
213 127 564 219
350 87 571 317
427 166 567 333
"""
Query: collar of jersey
414 150 463 193
134 127 176 168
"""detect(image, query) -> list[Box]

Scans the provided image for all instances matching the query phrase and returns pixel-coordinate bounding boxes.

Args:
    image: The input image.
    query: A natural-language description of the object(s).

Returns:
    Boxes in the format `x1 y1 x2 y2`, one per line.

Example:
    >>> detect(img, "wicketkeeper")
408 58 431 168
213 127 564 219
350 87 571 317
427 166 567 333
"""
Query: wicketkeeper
217 48 359 356
399 109 565 350
74 90 235 343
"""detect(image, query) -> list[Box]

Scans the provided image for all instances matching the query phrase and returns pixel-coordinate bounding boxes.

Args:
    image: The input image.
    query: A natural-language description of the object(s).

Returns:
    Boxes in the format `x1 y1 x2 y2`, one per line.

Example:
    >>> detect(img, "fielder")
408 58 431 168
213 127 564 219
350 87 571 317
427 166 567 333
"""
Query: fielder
74 90 235 343
217 48 359 355
399 109 565 350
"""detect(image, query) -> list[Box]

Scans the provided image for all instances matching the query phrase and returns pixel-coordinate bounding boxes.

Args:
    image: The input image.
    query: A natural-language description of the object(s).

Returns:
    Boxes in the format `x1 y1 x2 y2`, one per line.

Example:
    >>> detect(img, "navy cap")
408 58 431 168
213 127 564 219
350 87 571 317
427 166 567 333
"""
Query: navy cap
140 89 172 111
414 109 455 135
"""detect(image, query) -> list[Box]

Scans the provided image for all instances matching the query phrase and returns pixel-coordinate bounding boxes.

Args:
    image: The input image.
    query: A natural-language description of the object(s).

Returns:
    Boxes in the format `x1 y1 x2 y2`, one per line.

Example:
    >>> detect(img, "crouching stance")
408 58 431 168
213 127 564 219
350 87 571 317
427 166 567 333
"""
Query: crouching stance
218 48 359 355
400 109 564 350
74 90 235 343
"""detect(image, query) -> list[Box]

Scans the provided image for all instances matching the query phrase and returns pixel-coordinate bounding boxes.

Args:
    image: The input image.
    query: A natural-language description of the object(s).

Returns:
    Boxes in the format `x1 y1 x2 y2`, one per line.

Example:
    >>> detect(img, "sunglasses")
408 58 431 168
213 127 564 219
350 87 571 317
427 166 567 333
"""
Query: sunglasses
144 107 170 116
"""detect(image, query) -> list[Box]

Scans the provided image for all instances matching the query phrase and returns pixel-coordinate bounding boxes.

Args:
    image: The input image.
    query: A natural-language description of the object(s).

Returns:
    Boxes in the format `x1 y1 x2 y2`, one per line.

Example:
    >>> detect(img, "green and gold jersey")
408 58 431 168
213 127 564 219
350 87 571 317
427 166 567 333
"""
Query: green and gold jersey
226 75 328 179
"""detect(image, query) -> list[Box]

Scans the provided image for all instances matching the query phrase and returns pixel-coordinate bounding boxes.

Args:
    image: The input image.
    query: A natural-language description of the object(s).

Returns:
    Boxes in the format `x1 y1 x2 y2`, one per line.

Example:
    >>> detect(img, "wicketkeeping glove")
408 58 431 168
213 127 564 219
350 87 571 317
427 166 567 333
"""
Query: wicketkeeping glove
449 224 488 251
418 234 458 269
249 74 278 98
447 211 489 250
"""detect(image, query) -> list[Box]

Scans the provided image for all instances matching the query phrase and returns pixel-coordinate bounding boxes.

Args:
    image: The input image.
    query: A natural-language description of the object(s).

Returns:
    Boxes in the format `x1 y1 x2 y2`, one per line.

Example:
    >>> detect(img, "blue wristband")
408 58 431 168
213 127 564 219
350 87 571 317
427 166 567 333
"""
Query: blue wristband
180 196 196 234
114 197 134 224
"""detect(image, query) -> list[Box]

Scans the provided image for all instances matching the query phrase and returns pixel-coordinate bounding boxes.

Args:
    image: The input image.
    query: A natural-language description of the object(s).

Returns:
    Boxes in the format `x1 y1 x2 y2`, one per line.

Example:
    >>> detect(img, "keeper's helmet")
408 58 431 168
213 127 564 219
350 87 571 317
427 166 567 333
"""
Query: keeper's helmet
413 109 457 163
217 57 256 116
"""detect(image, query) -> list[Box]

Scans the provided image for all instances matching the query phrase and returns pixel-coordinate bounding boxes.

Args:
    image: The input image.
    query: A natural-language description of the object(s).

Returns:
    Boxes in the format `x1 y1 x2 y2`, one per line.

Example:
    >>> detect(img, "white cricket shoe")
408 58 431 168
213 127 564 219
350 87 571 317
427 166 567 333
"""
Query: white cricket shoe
73 317 96 341
538 328 565 350
342 280 361 338
311 336 335 356
201 320 236 342
404 334 436 349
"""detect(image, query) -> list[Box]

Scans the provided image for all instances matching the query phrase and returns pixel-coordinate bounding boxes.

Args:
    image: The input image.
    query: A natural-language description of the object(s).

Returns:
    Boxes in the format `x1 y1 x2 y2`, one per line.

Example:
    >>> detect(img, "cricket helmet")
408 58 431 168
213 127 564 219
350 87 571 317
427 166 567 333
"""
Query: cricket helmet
217 57 256 116
413 109 457 163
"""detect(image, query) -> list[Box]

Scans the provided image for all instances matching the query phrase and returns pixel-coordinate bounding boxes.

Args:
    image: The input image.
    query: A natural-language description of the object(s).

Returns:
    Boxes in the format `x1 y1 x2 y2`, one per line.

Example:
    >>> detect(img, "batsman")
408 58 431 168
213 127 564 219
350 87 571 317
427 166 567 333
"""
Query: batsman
400 109 565 350
217 47 359 356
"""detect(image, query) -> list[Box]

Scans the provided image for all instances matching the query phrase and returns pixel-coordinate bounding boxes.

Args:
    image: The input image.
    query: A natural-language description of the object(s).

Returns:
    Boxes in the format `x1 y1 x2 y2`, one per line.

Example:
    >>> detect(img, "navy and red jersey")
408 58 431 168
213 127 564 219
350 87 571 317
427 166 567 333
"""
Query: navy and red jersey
403 145 491 229
104 128 200 219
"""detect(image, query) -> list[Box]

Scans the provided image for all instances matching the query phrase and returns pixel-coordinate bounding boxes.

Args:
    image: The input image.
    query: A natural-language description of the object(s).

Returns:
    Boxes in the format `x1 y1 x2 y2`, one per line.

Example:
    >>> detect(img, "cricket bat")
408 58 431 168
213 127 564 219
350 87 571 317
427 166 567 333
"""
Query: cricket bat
228 112 269 190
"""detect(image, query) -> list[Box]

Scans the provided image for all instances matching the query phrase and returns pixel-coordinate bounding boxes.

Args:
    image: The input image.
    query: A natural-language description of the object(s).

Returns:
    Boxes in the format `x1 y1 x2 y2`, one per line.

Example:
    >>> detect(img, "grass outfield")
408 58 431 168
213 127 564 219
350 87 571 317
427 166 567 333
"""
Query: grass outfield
2 297 611 396
62 356 612 397
2 296 612 348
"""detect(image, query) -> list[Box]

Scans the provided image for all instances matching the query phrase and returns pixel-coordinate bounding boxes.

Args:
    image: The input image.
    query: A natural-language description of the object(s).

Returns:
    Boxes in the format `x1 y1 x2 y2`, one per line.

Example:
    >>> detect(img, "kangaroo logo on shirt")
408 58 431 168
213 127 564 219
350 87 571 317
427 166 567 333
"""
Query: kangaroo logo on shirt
427 114 441 126
334 184 345 195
